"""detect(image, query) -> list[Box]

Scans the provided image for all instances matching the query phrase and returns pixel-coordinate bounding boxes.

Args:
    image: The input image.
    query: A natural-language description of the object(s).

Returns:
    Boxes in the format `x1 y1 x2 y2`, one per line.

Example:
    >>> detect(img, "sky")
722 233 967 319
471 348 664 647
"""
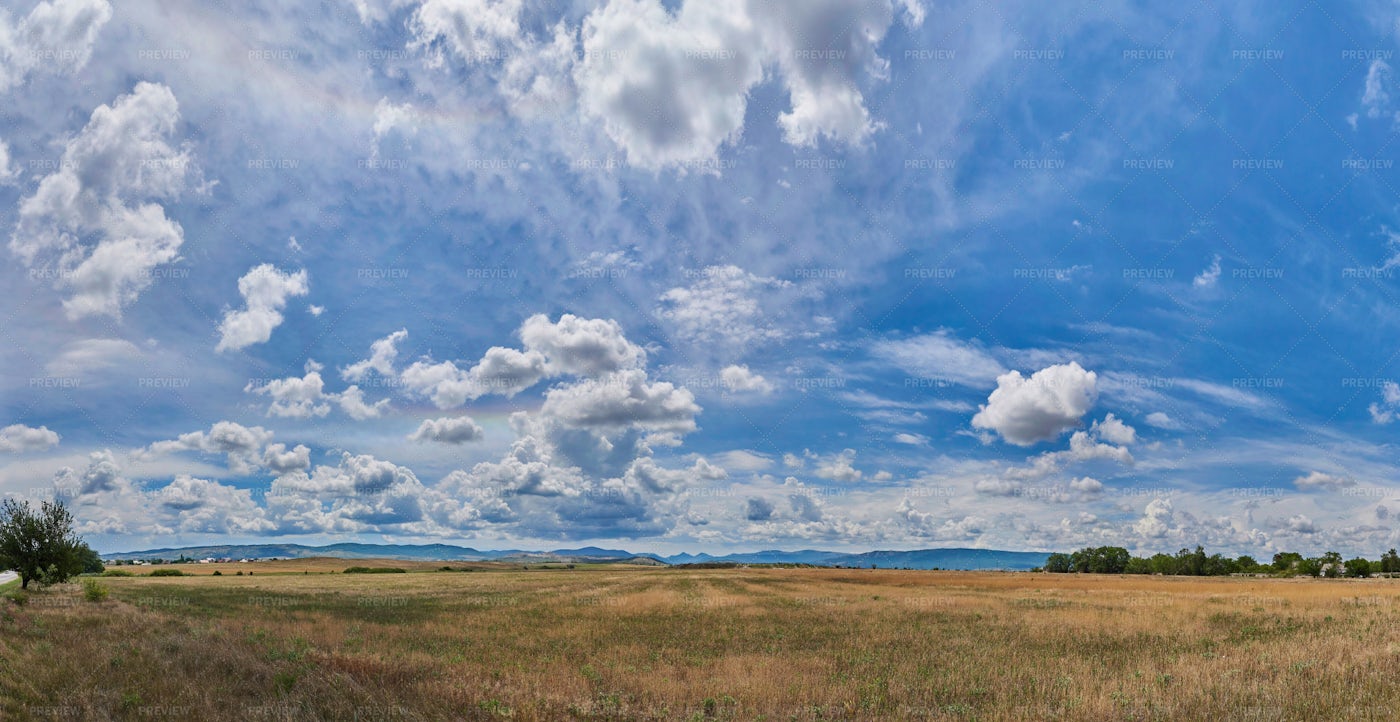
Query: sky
3 0 1400 557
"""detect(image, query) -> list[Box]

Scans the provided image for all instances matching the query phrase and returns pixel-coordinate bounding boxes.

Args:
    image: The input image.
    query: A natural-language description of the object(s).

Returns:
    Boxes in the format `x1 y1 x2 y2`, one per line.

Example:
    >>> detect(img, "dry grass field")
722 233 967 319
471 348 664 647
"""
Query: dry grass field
3 563 1400 720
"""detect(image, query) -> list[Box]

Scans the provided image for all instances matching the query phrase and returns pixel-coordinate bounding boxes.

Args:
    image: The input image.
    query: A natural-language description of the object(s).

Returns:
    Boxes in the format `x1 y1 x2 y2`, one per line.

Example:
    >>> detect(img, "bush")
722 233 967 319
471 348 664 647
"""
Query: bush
82 579 108 602
212 570 222 576
342 566 406 574
7 590 28 606
101 569 134 577
148 569 184 577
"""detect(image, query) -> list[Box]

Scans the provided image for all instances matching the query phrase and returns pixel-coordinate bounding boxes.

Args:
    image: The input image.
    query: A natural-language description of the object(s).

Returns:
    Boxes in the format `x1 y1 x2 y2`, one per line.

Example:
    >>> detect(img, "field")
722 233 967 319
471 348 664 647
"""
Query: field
3 563 1400 720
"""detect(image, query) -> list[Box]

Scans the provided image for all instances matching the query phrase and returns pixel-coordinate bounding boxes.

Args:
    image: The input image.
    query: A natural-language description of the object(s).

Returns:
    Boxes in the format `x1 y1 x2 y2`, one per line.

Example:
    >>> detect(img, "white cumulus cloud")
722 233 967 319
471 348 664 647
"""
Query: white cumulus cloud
0 424 60 453
10 82 201 318
216 264 309 352
971 362 1098 446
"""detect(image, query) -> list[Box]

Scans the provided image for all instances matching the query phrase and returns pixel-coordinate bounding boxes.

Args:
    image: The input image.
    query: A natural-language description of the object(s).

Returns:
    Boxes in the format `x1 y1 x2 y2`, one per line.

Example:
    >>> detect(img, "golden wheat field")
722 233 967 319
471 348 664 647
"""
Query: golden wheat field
3 563 1400 720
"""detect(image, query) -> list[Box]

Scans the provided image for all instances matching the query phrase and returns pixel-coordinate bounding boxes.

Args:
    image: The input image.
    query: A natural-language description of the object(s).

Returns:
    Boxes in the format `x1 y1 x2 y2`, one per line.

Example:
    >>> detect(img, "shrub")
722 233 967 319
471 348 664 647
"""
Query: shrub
148 569 184 577
7 590 28 606
212 570 222 576
101 570 134 577
343 567 406 574
82 579 109 602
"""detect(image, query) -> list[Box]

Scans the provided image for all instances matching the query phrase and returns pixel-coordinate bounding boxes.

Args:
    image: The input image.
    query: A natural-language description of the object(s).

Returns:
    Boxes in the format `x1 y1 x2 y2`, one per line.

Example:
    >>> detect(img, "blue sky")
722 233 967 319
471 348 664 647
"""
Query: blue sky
4 0 1400 557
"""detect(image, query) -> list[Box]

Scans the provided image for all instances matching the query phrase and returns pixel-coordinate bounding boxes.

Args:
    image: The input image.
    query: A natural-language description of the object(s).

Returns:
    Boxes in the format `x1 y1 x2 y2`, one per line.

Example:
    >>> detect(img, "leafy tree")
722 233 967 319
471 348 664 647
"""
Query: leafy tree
1147 553 1179 575
1067 546 1131 574
0 499 85 589
1344 557 1373 578
1296 557 1323 577
1044 553 1072 573
1320 551 1344 578
1125 556 1152 575
1381 549 1400 574
1202 553 1236 576
1176 546 1208 576
77 544 104 574
1235 555 1260 573
1272 552 1303 573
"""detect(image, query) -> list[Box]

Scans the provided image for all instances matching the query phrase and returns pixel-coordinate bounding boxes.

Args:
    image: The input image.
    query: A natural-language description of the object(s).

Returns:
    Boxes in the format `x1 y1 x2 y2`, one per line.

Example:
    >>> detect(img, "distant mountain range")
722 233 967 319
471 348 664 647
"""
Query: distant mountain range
103 543 1050 570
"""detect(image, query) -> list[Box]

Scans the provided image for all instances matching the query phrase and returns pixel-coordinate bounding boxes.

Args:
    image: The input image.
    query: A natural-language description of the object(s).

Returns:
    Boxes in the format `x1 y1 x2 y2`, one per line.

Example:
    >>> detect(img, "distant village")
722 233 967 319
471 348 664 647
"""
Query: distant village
106 555 292 566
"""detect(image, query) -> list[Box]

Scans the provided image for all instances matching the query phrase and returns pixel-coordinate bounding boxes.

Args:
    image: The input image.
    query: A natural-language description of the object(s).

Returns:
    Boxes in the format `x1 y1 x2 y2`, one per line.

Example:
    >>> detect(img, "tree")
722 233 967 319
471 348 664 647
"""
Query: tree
1381 549 1400 574
1044 553 1072 573
1296 557 1323 577
1272 552 1303 574
1176 546 1208 576
1344 557 1373 578
1320 551 1344 578
1147 553 1179 575
1235 555 1260 573
77 544 104 574
0 499 86 589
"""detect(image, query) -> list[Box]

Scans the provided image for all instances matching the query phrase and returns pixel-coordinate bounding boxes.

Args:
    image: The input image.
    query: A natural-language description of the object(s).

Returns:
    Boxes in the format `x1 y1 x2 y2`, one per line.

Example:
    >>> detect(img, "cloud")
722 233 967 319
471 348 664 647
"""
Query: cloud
657 266 792 346
271 452 427 528
342 329 407 382
1284 514 1317 534
370 97 417 157
892 432 929 446
0 424 60 453
1132 497 1177 539
337 385 390 420
1002 429 1134 483
349 0 410 25
1144 411 1182 430
1363 59 1392 120
55 449 124 495
1293 471 1354 491
574 0 765 171
400 314 643 409
409 0 524 67
1090 413 1136 446
10 82 201 318
520 313 645 377
1192 254 1221 288
712 450 771 471
245 367 332 419
389 0 906 169
720 365 773 393
971 362 1098 445
897 498 986 541
262 443 311 474
872 330 1006 387
0 0 111 92
572 0 901 167
813 448 862 482
44 338 141 377
246 363 389 420
746 0 896 147
143 421 275 474
1069 476 1103 494
540 369 700 433
1368 381 1400 424
216 264 310 352
745 496 775 521
154 475 274 534
789 490 823 522
0 139 18 185
410 415 485 444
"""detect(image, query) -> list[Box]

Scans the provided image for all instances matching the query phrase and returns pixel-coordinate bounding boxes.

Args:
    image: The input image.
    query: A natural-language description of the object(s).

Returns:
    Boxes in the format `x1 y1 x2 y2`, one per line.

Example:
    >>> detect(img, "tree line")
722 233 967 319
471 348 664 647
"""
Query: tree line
1041 545 1400 578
